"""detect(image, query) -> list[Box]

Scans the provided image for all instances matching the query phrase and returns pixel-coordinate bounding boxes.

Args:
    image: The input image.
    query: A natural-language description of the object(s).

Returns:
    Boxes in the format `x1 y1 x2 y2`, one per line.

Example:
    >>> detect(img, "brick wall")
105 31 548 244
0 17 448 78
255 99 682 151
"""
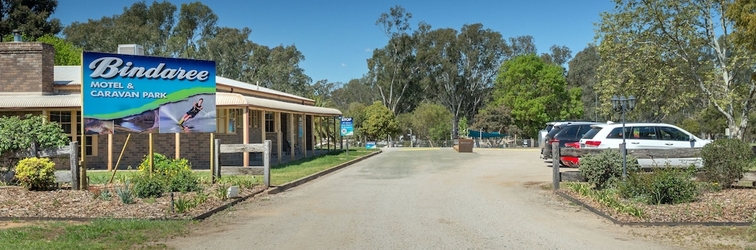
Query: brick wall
0 42 54 94
84 129 269 170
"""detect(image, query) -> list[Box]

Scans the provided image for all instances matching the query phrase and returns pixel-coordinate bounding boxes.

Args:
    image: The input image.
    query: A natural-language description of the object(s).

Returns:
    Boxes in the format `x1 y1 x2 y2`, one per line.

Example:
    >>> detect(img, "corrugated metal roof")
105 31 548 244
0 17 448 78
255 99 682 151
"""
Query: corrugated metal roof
220 92 341 116
54 66 81 85
0 94 80 108
216 76 314 103
0 92 340 116
216 92 247 106
53 66 315 103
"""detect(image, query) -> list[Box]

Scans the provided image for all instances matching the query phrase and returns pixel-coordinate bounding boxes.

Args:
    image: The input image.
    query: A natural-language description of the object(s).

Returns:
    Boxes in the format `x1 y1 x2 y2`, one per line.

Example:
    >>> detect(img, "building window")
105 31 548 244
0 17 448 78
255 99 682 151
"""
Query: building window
49 111 73 142
265 112 275 133
216 108 243 134
49 111 96 156
217 109 228 133
228 109 243 134
251 110 259 128
75 111 97 156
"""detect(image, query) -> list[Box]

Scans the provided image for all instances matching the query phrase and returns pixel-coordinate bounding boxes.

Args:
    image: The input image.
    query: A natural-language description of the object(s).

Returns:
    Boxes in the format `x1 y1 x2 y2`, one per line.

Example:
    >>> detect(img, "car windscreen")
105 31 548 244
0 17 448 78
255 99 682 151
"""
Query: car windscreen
546 126 563 138
582 127 602 139
555 125 582 140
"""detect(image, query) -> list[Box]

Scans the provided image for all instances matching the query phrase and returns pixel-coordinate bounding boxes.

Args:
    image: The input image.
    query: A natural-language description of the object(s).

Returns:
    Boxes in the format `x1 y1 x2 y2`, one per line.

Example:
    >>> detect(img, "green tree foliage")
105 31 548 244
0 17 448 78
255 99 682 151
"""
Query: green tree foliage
62 2 311 94
411 102 452 144
166 1 218 59
457 116 468 138
35 34 81 65
566 45 601 121
359 101 399 141
596 0 756 139
395 113 414 136
197 27 253 79
679 105 727 139
370 5 423 115
0 0 62 39
493 54 582 138
540 45 572 67
307 79 339 143
0 114 68 170
727 0 756 55
344 102 368 143
63 1 177 55
244 44 311 96
415 23 508 140
508 36 537 56
331 77 380 112
472 104 515 135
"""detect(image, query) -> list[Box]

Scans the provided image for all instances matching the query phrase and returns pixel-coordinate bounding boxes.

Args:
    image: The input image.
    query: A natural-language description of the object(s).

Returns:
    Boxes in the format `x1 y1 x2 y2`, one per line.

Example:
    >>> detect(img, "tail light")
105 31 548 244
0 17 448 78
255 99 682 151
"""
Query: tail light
565 142 580 148
584 141 601 147
548 138 559 144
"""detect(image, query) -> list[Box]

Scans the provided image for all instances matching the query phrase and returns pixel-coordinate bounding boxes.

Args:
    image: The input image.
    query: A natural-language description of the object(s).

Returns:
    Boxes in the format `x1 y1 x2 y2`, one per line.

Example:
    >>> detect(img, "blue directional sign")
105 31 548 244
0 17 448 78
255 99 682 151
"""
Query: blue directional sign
340 117 353 136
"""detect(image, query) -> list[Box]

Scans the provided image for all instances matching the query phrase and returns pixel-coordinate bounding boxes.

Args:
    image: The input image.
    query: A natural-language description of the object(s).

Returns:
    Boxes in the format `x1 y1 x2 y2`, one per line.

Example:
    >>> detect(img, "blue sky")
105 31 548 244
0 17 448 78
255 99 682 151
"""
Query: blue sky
54 0 616 84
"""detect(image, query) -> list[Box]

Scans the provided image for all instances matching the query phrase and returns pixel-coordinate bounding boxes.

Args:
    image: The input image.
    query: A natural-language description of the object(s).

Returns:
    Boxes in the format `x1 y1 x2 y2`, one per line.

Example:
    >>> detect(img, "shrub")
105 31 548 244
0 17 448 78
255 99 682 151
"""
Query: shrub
132 174 165 198
619 166 698 205
0 114 68 173
167 170 200 193
138 153 190 177
14 157 56 191
579 149 640 189
138 153 198 193
701 138 752 188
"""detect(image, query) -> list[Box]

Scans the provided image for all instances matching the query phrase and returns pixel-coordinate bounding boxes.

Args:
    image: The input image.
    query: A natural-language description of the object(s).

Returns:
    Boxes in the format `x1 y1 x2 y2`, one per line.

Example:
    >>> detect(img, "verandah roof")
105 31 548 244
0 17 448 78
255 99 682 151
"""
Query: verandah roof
0 92 341 116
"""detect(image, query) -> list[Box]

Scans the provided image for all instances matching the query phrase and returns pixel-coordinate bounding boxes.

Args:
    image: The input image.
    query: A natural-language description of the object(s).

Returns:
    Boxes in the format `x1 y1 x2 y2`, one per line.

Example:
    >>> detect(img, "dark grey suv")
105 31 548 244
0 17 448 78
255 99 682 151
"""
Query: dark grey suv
542 122 600 160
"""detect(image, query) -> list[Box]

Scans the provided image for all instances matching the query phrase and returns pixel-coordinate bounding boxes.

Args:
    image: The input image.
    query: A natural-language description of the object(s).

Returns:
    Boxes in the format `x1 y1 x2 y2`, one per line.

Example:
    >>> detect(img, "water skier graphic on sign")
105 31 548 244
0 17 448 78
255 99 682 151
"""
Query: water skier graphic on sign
178 98 203 126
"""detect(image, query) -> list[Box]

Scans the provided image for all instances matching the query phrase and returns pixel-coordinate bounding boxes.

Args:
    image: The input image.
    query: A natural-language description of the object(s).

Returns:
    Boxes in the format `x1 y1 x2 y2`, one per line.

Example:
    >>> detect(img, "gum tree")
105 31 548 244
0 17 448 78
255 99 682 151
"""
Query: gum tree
596 0 756 139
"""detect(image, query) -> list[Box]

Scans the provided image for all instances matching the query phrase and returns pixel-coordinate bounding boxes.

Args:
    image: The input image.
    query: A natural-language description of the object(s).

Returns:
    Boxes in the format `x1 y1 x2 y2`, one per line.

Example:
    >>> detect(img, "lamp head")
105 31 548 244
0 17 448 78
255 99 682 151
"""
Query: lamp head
627 95 636 111
611 95 620 111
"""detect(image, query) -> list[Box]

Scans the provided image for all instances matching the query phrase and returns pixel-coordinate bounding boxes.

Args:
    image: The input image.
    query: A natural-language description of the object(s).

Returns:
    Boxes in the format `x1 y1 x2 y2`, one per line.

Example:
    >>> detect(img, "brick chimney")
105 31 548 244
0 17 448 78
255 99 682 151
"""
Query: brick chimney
0 42 56 95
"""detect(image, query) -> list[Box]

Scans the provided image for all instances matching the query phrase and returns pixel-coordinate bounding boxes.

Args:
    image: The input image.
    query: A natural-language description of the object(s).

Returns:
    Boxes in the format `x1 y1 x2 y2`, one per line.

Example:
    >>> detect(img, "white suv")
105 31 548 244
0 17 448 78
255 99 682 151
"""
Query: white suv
579 123 711 168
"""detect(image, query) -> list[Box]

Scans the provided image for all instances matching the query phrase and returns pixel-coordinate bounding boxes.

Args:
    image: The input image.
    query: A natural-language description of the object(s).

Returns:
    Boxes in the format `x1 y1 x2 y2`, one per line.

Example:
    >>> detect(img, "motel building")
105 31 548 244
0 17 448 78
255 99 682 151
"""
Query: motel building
0 41 343 170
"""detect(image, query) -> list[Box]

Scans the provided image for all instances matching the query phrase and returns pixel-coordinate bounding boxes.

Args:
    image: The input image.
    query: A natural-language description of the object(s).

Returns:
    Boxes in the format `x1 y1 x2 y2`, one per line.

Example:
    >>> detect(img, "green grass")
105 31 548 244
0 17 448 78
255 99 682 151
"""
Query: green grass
86 149 376 186
86 170 260 186
93 149 373 185
270 149 376 185
0 219 193 249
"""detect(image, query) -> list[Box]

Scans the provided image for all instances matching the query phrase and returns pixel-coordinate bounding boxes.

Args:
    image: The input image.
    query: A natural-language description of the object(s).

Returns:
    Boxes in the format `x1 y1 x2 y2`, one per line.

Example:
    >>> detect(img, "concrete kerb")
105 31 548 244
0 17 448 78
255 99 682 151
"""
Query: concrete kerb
265 150 383 195
193 149 382 219
192 188 267 221
555 191 752 227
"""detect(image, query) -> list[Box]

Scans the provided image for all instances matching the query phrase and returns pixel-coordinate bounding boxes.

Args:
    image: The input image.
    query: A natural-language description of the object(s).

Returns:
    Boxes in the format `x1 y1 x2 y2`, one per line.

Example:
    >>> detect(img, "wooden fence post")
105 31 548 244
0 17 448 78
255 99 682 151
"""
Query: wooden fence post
264 140 271 188
70 141 79 190
214 139 221 183
552 142 560 190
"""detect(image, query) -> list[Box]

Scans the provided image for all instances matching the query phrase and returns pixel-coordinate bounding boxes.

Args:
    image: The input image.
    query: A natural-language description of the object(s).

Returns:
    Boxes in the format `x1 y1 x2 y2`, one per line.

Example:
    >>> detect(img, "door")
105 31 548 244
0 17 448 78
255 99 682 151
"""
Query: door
627 126 661 167
655 126 701 167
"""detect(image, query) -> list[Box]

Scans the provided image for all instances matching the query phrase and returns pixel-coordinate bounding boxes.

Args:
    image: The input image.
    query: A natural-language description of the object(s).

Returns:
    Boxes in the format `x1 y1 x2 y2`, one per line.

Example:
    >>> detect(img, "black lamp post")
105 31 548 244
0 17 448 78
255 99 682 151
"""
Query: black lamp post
611 95 636 178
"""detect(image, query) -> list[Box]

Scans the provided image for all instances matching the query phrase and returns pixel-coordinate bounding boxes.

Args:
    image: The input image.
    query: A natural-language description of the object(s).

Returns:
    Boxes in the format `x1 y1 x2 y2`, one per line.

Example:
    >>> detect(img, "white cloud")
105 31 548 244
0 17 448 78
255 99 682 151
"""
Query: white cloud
364 48 372 52
341 63 347 67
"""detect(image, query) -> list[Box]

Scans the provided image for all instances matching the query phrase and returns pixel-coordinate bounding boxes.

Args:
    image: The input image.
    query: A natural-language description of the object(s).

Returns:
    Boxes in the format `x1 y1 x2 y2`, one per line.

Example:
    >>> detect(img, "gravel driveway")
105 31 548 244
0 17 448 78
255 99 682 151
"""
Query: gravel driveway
166 148 681 250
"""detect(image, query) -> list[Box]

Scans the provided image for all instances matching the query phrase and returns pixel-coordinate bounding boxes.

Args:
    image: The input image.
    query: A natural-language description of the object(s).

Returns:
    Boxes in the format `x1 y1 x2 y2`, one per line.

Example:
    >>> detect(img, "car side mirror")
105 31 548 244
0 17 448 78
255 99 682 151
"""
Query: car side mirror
689 136 696 142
